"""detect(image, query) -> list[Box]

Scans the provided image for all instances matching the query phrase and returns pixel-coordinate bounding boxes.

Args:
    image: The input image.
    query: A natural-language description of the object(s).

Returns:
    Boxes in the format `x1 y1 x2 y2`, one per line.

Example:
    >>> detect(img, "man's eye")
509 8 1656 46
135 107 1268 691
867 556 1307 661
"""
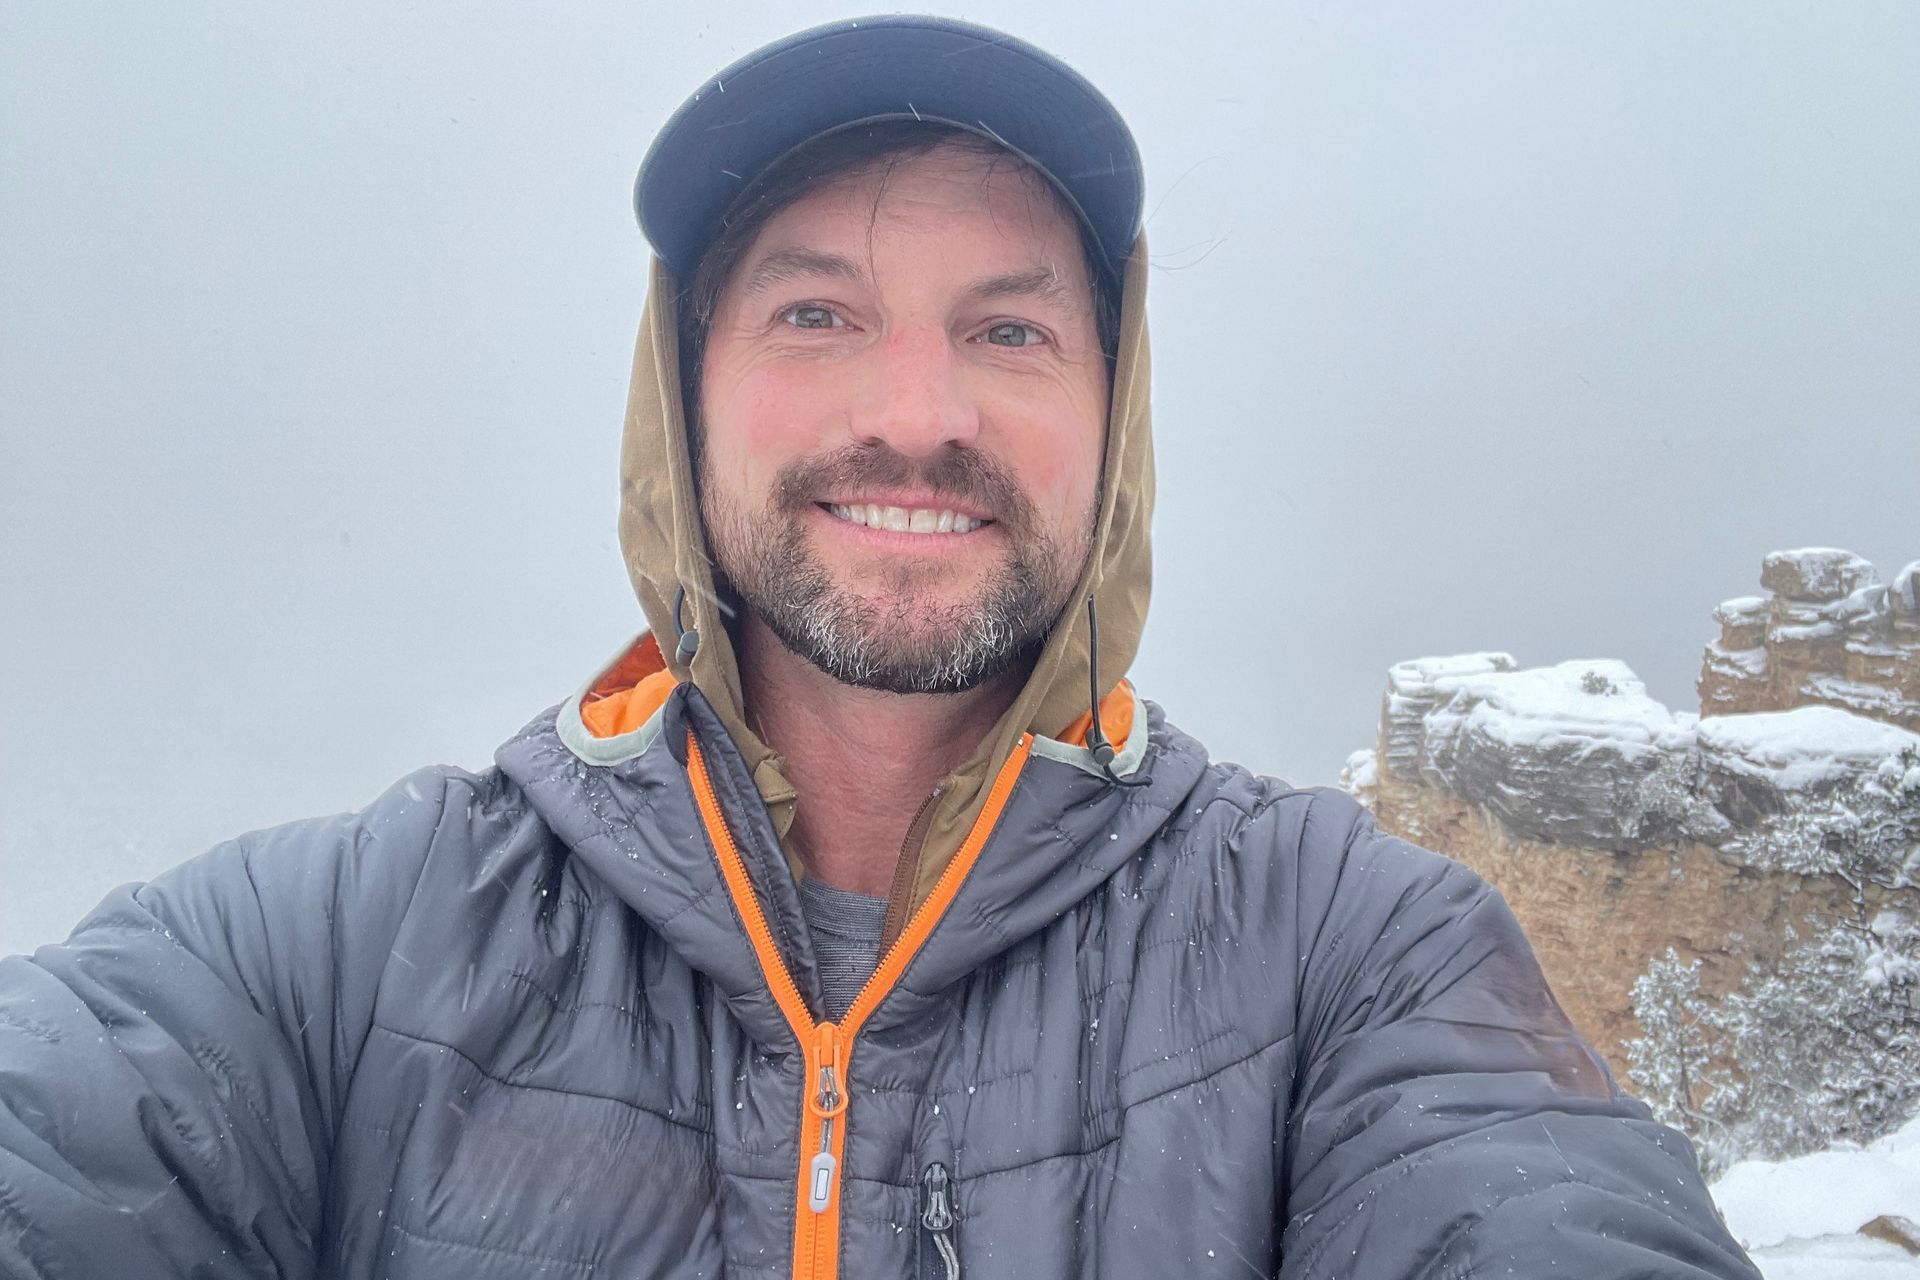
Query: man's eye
782 305 843 330
984 321 1044 348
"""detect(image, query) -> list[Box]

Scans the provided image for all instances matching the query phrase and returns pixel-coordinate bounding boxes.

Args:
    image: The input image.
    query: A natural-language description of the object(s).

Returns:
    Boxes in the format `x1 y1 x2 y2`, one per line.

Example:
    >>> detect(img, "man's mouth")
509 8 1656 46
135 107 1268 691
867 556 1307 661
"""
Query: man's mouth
821 503 992 535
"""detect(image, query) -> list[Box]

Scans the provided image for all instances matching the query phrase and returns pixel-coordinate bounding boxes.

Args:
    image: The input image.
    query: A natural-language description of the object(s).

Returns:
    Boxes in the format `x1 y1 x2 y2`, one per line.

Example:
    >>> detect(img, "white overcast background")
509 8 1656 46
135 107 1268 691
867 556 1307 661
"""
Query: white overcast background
3 4 1916 955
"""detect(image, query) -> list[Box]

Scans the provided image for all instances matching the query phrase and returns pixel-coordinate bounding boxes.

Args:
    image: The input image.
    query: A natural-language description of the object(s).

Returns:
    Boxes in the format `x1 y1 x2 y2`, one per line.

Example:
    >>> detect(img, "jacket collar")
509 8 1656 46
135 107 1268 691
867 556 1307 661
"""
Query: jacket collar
497 683 1208 1043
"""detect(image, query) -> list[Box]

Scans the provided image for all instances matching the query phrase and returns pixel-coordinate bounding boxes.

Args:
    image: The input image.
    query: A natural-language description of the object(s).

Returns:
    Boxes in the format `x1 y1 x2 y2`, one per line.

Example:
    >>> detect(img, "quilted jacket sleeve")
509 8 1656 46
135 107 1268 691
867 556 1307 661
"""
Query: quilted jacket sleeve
0 770 453 1278
1278 793 1759 1279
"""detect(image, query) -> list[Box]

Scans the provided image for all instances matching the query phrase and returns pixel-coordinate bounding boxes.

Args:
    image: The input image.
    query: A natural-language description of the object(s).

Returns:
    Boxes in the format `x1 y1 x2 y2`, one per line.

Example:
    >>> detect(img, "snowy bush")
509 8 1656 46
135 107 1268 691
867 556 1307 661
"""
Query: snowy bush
1627 949 1712 1134
1629 747 1920 1174
1729 745 1920 886
1626 749 1714 844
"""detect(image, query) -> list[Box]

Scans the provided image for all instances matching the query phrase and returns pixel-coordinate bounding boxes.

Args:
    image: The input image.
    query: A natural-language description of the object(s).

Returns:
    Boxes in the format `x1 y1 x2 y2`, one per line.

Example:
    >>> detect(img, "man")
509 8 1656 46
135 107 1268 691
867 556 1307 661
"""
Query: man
0 16 1756 1279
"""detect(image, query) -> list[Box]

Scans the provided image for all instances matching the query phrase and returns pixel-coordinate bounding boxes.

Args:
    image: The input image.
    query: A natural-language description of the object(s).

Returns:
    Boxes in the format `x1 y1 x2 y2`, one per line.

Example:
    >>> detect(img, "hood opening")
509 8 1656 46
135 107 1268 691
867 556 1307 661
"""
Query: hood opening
602 231 1157 908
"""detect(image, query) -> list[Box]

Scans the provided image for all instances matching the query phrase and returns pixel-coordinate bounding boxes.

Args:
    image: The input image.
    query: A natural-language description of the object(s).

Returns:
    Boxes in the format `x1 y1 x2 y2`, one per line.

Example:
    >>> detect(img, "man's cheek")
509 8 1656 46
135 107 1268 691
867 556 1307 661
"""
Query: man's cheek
698 447 772 533
732 369 837 453
1005 451 1088 525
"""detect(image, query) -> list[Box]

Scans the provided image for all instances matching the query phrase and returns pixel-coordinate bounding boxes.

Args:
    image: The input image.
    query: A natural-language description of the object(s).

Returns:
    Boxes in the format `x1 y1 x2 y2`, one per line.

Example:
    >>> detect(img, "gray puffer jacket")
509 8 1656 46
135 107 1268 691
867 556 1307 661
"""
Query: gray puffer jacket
0 680 1757 1278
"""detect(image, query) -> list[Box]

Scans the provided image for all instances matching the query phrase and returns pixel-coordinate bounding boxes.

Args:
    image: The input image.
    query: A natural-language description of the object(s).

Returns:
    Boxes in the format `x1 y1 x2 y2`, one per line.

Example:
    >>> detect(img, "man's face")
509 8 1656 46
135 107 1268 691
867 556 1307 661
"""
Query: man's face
697 144 1110 694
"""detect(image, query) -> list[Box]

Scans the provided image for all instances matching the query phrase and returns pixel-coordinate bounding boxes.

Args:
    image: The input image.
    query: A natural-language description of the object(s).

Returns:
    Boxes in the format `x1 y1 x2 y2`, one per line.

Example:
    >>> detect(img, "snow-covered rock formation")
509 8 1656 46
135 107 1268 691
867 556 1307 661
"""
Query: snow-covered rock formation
1701 548 1920 732
1371 649 1916 855
1344 550 1920 1171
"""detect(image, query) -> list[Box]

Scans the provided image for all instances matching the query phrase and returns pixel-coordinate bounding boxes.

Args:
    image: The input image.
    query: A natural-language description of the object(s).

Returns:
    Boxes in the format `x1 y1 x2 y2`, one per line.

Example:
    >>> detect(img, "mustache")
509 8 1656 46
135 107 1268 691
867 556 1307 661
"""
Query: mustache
773 444 1037 533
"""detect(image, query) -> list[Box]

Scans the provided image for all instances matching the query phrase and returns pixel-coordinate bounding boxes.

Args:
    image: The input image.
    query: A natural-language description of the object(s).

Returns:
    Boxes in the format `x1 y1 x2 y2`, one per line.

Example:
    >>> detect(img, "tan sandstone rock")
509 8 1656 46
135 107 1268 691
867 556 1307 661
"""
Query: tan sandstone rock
1366 768 1863 1075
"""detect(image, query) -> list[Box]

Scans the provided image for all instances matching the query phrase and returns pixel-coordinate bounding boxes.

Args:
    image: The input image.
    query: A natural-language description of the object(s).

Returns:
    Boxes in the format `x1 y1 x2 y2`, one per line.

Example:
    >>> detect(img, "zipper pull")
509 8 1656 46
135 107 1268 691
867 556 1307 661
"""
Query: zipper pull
807 1148 836 1214
921 1162 960 1279
807 1023 847 1213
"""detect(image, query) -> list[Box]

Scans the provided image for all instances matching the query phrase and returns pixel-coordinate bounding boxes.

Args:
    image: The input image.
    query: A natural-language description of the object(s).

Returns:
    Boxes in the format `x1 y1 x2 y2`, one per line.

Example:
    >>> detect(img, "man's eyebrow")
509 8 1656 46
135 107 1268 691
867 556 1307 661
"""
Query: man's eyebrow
736 247 867 297
962 265 1078 308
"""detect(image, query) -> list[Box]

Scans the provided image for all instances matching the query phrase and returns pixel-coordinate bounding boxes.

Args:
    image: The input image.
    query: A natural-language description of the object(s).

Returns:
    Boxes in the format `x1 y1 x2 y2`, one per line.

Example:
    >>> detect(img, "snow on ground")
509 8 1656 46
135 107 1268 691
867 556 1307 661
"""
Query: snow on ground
1743 1236 1920 1279
1713 1113 1920 1276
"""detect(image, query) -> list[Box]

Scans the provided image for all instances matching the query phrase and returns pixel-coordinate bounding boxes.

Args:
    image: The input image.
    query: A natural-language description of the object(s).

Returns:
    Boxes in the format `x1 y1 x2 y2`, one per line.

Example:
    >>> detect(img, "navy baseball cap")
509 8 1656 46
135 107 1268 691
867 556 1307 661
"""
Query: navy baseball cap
635 15 1144 287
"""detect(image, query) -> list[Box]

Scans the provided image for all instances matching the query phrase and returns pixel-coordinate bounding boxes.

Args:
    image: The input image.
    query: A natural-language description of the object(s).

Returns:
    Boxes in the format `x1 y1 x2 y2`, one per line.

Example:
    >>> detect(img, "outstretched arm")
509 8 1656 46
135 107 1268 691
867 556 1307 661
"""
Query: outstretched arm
0 771 451 1278
1279 796 1758 1279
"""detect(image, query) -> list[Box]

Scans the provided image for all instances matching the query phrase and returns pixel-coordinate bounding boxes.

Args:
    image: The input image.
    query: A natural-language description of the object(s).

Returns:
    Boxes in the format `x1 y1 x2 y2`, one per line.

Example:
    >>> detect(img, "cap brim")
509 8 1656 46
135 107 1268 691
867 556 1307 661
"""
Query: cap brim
636 15 1143 284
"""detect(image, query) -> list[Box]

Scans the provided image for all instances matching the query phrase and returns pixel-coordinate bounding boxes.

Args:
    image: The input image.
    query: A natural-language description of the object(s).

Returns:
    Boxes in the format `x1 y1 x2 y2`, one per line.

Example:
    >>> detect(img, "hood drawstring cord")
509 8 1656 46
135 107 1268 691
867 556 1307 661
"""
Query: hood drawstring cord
672 584 701 664
1083 597 1152 789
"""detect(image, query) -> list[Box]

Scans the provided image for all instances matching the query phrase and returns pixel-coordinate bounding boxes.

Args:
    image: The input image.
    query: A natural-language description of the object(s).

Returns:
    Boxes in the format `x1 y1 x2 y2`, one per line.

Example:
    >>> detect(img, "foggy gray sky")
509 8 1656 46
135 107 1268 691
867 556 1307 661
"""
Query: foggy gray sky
3 3 1916 954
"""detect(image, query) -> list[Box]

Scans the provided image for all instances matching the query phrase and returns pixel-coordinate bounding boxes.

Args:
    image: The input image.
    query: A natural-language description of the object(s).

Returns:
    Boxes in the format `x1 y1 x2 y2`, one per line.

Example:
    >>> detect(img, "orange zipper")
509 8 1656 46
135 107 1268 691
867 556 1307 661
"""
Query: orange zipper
685 728 1032 1280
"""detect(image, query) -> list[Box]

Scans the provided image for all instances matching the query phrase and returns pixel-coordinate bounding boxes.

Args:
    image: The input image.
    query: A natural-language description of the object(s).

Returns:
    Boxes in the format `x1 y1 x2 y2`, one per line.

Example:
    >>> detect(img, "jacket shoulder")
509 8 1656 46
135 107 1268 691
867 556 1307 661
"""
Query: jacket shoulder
1152 755 1510 1014
120 764 522 1117
1167 750 1465 894
135 764 498 938
1182 755 1486 903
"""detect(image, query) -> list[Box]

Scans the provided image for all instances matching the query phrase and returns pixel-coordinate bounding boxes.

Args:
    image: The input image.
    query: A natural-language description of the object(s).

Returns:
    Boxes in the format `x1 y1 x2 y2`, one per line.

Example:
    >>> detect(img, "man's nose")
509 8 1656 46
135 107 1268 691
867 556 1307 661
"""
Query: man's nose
848 324 981 456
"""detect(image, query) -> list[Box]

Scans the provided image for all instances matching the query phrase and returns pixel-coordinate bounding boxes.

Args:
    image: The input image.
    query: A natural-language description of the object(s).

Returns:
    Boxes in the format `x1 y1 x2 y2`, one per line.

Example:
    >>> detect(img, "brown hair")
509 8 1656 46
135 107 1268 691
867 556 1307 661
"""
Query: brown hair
675 119 1122 439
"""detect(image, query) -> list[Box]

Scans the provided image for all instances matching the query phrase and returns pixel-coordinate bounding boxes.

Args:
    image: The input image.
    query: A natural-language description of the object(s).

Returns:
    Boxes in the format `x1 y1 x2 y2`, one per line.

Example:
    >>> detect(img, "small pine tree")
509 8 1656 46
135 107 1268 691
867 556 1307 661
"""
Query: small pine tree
1627 949 1710 1133
1628 747 1920 1173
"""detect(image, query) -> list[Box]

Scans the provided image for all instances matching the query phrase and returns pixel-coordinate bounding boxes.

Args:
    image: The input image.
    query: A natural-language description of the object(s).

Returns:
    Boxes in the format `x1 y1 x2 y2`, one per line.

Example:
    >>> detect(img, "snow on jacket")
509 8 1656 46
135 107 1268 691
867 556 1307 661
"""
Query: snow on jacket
0 230 1759 1277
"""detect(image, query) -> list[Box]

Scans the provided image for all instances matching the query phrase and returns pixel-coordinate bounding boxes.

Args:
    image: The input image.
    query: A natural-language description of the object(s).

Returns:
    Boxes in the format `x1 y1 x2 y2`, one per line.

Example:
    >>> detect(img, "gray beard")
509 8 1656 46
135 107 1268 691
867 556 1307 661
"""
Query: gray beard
706 501 1074 695
700 448 1087 694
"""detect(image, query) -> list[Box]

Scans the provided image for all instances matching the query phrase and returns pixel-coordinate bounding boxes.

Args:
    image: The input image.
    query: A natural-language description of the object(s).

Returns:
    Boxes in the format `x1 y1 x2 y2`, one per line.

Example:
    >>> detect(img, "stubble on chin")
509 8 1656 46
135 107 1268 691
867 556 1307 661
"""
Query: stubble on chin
699 444 1089 695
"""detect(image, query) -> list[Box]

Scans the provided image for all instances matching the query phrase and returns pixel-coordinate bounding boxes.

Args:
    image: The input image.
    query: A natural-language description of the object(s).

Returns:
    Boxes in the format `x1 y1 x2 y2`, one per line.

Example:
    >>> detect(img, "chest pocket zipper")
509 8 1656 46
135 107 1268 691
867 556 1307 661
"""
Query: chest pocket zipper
920 1162 960 1280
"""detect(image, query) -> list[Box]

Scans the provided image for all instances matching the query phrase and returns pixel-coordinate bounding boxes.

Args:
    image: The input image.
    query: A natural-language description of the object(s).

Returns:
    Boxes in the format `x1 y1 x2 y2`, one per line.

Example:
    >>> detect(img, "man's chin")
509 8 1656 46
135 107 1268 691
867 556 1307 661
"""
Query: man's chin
803 642 1034 698
710 508 1069 695
763 603 1039 697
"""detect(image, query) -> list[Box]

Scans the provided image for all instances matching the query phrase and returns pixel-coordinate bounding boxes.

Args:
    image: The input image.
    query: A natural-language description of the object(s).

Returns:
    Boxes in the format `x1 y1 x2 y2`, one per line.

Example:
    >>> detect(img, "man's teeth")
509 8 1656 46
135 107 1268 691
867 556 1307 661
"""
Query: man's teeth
826 503 985 534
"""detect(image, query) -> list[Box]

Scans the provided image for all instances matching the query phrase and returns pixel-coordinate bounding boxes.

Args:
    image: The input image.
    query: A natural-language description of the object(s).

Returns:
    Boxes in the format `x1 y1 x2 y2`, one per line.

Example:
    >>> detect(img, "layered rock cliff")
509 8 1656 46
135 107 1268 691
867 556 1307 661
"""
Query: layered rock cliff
1700 547 1920 731
1343 550 1920 1085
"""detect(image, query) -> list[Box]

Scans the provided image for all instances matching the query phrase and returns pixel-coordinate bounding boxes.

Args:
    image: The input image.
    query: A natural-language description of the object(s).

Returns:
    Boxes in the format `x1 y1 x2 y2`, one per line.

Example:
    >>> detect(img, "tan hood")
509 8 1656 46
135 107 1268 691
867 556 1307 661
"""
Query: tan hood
614 233 1154 903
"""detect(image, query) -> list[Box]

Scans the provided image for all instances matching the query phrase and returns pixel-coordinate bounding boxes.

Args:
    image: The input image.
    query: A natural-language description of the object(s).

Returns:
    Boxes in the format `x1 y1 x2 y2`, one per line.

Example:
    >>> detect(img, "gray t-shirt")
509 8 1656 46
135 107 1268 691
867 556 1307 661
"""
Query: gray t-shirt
797 877 889 1022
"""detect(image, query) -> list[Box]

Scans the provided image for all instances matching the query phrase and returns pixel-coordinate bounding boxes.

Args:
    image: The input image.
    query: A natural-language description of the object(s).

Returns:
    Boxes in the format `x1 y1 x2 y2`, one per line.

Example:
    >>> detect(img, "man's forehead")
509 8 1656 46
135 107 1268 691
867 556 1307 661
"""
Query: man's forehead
727 153 1091 300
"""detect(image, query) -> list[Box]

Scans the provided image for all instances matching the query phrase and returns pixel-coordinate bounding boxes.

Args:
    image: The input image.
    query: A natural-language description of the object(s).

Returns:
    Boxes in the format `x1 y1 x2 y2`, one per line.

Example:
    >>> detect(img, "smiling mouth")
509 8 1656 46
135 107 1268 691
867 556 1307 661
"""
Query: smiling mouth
821 503 992 535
